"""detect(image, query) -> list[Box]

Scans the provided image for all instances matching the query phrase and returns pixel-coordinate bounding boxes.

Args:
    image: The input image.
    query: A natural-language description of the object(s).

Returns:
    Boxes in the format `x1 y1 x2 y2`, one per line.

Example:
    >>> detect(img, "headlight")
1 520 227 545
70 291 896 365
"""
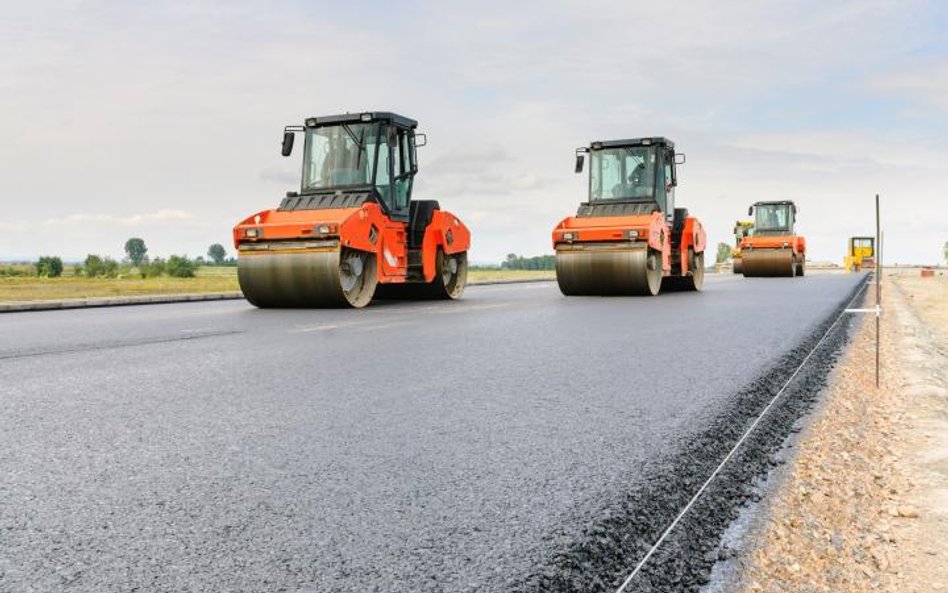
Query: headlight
626 230 639 239
313 223 338 235
245 228 260 238
562 232 576 241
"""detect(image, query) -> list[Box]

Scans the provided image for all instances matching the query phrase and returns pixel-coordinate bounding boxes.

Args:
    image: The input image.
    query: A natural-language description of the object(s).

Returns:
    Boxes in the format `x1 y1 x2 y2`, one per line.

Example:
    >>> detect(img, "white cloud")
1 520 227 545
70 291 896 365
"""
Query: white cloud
42 209 199 228
870 62 948 113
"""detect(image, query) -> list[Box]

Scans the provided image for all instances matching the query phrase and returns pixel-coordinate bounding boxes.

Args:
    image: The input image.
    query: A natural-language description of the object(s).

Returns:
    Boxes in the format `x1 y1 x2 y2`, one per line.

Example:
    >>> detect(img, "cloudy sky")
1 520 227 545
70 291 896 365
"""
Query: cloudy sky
2 1 946 264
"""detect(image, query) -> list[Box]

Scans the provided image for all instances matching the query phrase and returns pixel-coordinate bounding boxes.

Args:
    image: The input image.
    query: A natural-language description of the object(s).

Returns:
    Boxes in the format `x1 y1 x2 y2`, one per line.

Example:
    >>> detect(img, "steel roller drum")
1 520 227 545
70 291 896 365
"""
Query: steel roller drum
741 249 795 277
238 246 377 308
732 257 743 274
555 243 662 296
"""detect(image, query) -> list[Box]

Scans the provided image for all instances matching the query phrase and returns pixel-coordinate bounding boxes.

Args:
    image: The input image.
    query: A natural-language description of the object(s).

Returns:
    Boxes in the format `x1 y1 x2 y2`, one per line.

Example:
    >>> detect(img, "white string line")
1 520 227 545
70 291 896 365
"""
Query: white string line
614 279 870 593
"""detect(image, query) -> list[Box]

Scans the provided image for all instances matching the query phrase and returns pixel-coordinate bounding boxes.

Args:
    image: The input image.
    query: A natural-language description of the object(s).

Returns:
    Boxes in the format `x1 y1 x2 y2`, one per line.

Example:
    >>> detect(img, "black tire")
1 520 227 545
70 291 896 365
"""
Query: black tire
661 249 704 292
376 249 467 300
433 249 467 299
687 250 705 291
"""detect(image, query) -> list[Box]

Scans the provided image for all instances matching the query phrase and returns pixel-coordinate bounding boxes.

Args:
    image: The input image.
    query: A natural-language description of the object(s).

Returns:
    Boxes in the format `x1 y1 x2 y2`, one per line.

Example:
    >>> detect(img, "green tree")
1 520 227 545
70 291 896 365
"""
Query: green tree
80 254 119 278
101 258 119 278
715 242 732 264
207 243 227 265
500 253 556 270
166 255 196 278
124 237 148 266
82 254 103 277
36 256 64 277
141 257 165 278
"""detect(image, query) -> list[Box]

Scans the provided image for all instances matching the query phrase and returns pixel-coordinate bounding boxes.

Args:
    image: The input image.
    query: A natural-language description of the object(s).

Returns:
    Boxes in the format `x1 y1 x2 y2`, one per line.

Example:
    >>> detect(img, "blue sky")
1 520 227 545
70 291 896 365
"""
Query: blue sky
1 0 946 264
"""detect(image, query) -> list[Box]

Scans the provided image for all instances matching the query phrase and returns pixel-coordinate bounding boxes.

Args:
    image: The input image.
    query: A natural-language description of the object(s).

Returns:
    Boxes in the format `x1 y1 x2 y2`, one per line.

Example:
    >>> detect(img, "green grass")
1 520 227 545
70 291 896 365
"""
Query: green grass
194 265 238 277
0 266 551 302
467 269 555 282
0 274 239 302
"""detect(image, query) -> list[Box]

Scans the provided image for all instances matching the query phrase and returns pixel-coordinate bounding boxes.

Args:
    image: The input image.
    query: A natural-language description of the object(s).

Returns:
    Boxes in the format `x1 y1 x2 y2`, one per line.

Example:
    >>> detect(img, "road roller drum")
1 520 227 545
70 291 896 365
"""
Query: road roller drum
556 244 662 296
238 247 378 308
740 249 795 277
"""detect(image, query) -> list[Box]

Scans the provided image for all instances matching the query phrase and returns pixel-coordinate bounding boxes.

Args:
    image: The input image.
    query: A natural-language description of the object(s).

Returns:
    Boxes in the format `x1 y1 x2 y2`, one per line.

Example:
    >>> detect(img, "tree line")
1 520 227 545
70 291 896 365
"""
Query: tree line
18 238 234 279
501 253 556 270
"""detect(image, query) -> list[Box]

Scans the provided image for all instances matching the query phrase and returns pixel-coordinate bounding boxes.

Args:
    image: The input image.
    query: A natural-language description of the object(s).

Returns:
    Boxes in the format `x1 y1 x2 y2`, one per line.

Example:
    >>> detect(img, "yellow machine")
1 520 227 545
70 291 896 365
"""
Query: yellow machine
731 220 754 274
844 236 875 272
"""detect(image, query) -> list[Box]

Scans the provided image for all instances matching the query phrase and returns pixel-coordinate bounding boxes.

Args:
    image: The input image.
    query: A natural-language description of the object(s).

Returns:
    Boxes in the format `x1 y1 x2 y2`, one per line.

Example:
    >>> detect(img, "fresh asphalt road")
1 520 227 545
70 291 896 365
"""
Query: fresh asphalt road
0 273 864 593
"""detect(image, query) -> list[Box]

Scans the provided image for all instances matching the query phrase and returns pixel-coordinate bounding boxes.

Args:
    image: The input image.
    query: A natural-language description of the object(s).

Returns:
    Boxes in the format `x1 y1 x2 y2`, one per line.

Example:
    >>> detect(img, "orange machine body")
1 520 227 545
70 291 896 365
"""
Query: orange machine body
740 234 806 259
234 203 470 285
552 211 707 276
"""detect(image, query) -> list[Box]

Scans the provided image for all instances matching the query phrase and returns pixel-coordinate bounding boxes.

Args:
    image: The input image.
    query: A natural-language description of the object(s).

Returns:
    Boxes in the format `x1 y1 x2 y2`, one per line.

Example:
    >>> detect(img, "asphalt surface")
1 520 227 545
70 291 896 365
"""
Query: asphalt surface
0 273 866 593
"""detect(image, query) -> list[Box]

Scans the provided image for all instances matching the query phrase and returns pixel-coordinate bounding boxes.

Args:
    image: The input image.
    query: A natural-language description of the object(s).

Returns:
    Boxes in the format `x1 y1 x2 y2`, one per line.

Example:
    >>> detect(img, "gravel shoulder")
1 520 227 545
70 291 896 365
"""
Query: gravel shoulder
735 272 948 592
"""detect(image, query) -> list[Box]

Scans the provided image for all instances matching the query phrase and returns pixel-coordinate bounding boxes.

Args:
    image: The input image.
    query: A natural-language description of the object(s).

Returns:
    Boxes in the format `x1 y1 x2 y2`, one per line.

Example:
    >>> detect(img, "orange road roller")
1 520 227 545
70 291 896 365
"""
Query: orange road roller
740 200 806 277
233 112 470 308
552 137 707 296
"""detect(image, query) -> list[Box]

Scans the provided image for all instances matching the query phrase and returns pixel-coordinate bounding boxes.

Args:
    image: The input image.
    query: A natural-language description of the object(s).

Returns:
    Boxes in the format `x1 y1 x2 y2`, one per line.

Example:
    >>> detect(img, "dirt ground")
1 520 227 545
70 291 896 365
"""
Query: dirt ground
736 271 948 592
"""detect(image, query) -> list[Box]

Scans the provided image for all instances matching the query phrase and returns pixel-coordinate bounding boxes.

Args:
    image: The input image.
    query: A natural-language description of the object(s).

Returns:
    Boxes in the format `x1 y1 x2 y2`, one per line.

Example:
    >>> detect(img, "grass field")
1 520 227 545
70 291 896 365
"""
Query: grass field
0 266 554 302
467 269 555 282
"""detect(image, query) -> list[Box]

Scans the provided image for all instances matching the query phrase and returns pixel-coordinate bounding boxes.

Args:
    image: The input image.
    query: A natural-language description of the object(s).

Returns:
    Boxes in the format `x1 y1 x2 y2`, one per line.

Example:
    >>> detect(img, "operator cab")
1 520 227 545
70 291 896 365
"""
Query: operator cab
279 112 422 222
749 201 797 236
734 222 754 246
575 137 684 223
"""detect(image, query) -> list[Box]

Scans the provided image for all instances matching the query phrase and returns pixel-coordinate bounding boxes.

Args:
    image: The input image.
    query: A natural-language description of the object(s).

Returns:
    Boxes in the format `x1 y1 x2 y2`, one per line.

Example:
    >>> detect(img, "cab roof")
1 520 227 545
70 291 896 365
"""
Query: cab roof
752 200 797 207
590 137 674 150
303 112 418 129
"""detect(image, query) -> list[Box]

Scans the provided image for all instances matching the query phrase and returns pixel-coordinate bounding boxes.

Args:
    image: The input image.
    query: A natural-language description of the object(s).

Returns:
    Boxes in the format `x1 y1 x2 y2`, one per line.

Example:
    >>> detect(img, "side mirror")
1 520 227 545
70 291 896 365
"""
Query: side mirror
281 132 295 157
748 206 753 216
574 154 585 173
675 153 686 165
414 133 427 147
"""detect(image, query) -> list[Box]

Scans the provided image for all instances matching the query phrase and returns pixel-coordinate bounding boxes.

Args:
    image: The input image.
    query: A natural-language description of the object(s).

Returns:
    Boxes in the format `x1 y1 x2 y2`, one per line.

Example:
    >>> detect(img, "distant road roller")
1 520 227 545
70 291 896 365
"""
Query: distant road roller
740 200 806 277
233 112 470 308
844 236 875 272
731 220 754 274
552 137 707 296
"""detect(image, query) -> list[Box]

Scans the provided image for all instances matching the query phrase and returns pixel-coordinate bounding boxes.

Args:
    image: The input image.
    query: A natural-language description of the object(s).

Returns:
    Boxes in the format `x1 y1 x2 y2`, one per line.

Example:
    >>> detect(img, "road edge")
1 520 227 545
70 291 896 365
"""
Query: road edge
0 278 556 313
